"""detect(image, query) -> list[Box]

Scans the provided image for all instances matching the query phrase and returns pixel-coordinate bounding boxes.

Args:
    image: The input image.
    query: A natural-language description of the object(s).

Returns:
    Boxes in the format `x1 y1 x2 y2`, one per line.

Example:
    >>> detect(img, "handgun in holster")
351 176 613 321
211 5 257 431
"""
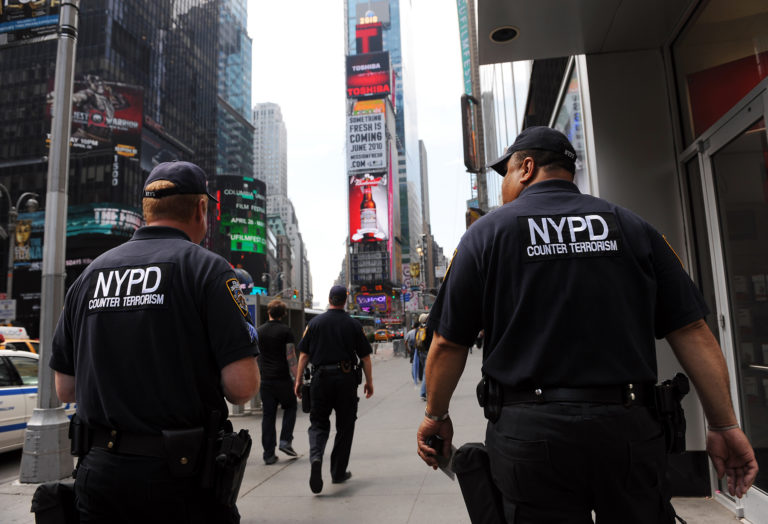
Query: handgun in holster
476 375 503 423
653 373 690 454
453 443 506 524
200 412 252 507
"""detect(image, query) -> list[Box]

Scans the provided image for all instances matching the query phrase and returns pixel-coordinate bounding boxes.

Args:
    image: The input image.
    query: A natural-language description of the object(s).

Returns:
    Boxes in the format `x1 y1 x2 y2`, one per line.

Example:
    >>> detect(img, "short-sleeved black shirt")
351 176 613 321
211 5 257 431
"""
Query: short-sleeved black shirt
257 320 295 382
50 226 260 433
428 180 708 389
297 309 372 366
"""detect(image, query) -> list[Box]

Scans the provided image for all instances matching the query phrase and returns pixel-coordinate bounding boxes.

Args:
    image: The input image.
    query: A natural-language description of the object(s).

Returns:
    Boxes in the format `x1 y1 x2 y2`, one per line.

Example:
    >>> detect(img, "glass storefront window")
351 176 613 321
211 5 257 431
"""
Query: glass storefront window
672 0 768 145
553 63 589 193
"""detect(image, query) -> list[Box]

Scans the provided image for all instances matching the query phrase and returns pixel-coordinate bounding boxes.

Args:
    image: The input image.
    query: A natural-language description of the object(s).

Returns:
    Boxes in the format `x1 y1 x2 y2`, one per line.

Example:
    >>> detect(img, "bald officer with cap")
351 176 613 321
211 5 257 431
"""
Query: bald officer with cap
295 285 374 494
416 127 758 523
51 161 260 523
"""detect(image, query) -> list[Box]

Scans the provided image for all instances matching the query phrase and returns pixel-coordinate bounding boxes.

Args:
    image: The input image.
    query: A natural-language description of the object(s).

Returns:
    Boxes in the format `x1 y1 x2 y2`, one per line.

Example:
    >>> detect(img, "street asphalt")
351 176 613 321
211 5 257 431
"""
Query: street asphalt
0 343 746 523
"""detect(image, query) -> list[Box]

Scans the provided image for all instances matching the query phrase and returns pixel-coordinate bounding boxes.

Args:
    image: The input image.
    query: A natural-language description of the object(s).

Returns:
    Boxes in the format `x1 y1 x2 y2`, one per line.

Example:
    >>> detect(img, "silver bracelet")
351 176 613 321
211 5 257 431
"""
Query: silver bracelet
424 409 449 421
707 423 740 432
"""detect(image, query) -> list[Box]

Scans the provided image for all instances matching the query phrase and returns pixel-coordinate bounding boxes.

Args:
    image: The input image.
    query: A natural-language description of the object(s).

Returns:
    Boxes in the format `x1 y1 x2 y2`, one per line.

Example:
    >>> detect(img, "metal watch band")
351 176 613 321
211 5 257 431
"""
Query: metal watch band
424 409 449 421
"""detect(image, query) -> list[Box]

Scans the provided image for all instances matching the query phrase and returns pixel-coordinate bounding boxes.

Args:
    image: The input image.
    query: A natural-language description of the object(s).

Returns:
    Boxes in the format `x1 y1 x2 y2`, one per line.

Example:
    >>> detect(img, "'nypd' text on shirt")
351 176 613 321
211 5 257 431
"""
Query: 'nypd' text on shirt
518 212 622 262
86 263 173 312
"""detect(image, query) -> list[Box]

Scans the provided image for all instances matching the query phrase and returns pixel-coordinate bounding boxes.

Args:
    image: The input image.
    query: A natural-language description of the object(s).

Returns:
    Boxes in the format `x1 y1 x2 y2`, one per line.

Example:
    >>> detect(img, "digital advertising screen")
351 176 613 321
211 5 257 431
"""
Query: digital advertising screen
0 0 60 48
346 51 391 99
349 172 389 243
47 76 144 156
347 109 386 173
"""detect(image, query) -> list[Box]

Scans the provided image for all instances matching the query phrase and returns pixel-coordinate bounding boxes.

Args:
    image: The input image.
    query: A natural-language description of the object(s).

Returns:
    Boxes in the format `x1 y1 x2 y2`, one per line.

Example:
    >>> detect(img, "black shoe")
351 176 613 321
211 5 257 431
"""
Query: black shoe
310 460 323 494
332 471 352 484
279 444 297 457
264 455 278 465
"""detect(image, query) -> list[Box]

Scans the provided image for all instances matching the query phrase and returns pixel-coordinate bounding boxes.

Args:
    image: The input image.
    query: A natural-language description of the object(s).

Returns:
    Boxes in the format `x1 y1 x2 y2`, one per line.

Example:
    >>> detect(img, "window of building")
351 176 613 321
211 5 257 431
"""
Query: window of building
672 0 768 145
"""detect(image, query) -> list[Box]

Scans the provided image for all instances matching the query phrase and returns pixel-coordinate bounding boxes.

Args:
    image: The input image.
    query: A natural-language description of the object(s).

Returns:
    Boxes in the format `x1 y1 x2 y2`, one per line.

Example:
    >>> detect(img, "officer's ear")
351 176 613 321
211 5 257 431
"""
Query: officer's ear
196 196 207 223
520 156 537 184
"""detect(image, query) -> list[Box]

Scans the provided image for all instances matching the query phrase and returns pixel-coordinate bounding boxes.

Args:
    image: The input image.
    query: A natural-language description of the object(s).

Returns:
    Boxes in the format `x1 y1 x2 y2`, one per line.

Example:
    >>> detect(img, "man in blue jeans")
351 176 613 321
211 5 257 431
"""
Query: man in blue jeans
257 299 298 464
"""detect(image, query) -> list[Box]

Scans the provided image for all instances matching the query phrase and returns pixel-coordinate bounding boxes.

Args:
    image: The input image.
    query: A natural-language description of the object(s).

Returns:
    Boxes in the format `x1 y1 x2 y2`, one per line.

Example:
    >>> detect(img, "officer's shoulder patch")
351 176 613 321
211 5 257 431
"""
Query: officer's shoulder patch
226 278 248 317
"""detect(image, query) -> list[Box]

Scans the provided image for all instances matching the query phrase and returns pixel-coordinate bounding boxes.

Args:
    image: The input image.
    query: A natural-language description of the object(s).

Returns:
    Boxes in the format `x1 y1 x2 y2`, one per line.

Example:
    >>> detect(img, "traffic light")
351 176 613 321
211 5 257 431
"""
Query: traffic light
292 289 298 299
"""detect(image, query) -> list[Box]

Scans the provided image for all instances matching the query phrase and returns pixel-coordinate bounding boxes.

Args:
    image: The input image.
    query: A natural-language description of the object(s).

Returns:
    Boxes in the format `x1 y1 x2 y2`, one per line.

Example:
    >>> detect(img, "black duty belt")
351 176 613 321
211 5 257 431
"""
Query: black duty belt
502 383 653 407
316 361 355 372
90 427 166 458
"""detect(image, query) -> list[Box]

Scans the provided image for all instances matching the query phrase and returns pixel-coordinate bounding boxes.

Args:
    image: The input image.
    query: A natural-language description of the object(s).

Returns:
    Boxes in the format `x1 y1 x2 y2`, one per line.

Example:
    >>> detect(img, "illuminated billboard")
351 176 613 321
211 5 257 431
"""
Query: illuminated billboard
347 100 386 173
214 176 268 293
0 0 60 48
346 51 391 99
349 172 389 243
47 76 144 157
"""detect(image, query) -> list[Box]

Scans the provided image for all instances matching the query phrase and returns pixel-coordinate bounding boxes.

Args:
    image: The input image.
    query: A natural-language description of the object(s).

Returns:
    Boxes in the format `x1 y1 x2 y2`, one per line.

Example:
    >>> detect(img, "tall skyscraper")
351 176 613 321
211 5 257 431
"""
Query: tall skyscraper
217 0 254 177
253 102 288 197
345 0 422 263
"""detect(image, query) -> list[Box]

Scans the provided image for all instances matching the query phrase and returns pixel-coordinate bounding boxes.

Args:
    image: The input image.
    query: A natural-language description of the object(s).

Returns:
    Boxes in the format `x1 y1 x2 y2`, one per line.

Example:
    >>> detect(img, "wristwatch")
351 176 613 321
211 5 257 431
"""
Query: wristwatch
424 409 449 421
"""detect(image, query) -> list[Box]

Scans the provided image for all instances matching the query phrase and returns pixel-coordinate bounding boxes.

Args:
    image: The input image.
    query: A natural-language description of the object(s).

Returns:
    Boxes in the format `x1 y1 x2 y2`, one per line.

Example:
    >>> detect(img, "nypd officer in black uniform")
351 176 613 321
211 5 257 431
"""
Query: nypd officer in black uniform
294 285 374 494
51 161 261 523
416 127 758 523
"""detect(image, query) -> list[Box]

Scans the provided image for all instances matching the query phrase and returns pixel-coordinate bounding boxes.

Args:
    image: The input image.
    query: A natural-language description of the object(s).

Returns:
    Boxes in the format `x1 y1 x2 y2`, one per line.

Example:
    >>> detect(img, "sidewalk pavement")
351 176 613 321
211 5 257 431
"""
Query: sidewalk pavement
0 345 745 523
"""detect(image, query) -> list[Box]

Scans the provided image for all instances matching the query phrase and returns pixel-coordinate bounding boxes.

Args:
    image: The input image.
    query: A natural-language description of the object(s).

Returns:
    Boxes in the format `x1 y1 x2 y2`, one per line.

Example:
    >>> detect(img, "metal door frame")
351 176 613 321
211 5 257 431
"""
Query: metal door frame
696 83 768 518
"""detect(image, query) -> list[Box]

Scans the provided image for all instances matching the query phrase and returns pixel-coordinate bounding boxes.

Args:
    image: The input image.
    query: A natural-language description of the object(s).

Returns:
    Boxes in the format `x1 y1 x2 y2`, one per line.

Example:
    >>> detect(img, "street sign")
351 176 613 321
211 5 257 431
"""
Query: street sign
0 299 16 321
403 292 411 302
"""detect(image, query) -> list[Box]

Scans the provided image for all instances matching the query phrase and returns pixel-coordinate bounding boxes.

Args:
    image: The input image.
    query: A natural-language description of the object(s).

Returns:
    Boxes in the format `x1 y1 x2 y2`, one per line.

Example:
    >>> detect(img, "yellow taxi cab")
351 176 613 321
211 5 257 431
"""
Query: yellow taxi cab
0 338 39 354
374 329 391 342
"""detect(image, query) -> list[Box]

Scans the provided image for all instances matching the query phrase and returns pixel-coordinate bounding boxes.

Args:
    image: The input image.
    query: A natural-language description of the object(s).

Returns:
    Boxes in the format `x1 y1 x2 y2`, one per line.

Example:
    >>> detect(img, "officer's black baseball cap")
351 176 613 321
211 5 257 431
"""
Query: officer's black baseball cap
329 285 348 301
143 161 218 202
487 126 577 175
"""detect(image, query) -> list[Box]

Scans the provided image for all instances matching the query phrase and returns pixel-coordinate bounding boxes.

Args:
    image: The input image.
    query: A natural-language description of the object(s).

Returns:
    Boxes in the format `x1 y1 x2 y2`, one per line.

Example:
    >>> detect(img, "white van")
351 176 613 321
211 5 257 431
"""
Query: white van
0 326 29 340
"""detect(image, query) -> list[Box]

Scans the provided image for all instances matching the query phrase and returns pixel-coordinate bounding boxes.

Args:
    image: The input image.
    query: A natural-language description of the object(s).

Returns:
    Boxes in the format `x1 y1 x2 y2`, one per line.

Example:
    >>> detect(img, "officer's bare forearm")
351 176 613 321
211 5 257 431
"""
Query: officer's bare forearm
425 332 469 417
54 371 76 403
221 356 260 404
361 355 373 384
666 319 738 427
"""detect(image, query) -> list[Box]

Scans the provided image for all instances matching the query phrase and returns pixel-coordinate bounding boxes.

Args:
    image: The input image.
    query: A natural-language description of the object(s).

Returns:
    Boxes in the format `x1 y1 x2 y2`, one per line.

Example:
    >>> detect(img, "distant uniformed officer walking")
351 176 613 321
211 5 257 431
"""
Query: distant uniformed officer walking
51 161 261 523
295 285 374 494
416 127 758 523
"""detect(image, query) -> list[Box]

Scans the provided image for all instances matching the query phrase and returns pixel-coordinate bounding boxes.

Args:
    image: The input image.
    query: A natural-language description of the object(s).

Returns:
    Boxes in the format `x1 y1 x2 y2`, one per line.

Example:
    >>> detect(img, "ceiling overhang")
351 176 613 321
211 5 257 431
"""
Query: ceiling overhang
477 0 696 65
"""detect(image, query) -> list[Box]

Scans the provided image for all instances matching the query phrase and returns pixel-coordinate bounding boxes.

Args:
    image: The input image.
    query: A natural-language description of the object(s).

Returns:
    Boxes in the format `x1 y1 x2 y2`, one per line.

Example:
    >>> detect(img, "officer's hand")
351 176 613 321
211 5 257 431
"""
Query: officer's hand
707 428 759 498
294 380 302 399
416 416 453 469
363 381 374 398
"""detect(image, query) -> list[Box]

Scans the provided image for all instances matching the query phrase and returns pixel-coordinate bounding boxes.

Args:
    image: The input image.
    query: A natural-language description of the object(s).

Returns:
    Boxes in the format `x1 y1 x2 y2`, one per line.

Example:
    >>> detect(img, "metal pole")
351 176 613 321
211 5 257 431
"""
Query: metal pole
20 0 80 483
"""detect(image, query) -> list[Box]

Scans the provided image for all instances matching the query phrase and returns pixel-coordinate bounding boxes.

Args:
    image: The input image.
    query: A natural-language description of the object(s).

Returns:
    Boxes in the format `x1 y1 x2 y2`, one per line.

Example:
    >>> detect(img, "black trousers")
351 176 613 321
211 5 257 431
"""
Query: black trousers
260 380 297 459
308 368 359 480
74 448 239 524
486 403 676 524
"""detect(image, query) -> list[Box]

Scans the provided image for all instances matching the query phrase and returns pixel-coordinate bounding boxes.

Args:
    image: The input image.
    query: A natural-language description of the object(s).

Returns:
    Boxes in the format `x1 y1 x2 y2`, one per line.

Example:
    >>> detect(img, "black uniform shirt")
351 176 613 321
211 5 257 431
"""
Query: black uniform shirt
428 180 708 389
50 226 260 433
257 320 295 382
297 309 372 366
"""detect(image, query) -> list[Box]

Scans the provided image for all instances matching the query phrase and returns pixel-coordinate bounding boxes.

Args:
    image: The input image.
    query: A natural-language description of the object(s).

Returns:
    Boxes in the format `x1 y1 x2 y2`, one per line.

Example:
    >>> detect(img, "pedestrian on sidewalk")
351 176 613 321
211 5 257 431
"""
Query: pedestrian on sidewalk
51 161 260 523
295 285 374 494
415 313 433 401
416 127 758 523
257 299 298 465
405 322 417 363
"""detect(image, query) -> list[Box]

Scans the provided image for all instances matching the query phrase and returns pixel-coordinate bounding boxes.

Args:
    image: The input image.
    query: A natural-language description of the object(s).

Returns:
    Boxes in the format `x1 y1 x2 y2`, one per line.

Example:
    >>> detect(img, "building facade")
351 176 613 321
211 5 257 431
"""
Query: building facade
252 102 287 196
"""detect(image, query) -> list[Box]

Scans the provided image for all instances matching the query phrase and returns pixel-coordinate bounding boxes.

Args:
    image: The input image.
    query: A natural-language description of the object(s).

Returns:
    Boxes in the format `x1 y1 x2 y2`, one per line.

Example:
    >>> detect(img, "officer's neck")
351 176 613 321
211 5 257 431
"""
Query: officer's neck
146 219 204 244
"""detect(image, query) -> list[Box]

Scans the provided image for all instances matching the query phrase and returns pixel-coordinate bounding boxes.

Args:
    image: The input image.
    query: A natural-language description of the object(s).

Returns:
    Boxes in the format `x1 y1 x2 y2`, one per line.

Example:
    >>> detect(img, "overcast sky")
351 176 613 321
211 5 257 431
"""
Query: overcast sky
248 0 470 305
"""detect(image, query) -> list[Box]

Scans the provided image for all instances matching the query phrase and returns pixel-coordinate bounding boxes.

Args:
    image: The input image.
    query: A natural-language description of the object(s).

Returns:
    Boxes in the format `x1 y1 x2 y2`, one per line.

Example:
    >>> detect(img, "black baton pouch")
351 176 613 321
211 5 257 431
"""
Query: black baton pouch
453 443 505 524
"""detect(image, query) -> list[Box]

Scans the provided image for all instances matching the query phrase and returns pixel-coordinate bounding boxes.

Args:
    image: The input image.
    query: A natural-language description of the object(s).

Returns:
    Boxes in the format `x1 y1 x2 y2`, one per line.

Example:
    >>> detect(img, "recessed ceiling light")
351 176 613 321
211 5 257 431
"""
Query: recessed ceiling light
490 26 519 43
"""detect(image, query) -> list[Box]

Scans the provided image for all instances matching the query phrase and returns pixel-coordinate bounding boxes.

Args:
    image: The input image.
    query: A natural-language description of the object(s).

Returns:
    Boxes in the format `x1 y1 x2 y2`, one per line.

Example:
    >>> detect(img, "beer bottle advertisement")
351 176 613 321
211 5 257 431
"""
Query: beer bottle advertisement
349 172 387 242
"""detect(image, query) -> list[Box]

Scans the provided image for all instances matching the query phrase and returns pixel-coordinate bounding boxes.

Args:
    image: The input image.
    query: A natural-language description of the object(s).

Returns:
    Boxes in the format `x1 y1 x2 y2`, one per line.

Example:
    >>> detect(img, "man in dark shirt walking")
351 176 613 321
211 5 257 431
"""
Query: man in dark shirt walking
257 299 298 464
295 285 374 494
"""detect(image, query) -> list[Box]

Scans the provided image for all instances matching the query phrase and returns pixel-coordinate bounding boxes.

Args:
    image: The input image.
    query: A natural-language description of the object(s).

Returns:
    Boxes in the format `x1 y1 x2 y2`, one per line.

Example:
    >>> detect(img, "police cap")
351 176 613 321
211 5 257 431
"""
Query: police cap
143 161 218 202
487 126 577 175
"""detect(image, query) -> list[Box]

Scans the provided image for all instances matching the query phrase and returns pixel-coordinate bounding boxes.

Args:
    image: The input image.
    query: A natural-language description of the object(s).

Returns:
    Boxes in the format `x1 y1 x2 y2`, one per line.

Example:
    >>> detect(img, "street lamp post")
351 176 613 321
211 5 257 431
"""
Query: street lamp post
0 186 40 300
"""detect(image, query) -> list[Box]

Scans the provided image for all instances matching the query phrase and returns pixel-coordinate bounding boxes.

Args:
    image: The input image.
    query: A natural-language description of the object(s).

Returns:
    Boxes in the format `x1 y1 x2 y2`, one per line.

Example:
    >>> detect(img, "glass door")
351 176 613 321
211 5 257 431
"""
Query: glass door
700 92 768 518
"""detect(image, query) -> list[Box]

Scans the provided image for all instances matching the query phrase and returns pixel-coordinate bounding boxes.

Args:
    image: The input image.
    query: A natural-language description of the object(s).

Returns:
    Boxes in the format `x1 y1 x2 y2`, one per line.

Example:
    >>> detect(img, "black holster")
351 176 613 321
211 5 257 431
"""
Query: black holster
453 443 506 524
477 375 503 423
201 414 252 507
68 413 91 457
301 367 312 413
653 373 690 454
